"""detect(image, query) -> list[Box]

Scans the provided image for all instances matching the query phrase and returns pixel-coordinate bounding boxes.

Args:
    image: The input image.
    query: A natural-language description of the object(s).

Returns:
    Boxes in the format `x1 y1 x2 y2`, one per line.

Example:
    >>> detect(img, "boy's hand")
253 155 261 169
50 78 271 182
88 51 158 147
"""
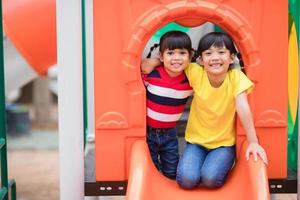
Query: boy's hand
245 142 268 165
141 58 161 74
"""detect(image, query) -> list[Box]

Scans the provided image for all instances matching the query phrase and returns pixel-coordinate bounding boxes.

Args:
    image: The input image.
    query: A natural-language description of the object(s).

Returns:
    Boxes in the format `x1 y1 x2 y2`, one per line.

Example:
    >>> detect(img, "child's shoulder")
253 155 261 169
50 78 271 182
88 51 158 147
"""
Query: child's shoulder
228 68 251 84
185 62 203 75
228 68 246 78
185 62 202 71
189 62 201 68
146 65 163 78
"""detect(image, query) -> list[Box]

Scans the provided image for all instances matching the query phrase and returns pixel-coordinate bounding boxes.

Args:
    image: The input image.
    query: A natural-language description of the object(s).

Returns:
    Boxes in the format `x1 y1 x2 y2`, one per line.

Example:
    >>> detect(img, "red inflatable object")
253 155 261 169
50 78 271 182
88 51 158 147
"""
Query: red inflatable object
3 0 56 75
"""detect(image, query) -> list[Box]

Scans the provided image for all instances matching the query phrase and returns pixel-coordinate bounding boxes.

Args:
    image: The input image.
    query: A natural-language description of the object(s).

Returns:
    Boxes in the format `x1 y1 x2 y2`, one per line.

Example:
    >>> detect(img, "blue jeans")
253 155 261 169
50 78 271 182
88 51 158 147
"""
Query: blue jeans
176 143 235 189
146 126 179 179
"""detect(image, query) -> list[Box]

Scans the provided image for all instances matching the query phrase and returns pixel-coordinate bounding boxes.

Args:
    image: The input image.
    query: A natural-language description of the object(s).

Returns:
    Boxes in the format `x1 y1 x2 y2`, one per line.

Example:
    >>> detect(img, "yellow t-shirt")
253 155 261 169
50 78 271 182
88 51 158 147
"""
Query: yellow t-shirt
184 63 253 149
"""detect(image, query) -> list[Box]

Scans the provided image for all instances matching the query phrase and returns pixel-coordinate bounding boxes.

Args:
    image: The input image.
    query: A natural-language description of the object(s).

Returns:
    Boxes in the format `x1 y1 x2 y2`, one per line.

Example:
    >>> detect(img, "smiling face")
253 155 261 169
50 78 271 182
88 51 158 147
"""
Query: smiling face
161 48 190 77
199 45 235 78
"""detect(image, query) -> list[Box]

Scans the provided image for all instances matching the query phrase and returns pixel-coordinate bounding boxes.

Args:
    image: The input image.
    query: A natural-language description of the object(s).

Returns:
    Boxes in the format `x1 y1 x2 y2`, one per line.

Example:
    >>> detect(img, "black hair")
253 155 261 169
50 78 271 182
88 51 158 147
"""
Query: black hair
146 31 193 58
193 32 244 70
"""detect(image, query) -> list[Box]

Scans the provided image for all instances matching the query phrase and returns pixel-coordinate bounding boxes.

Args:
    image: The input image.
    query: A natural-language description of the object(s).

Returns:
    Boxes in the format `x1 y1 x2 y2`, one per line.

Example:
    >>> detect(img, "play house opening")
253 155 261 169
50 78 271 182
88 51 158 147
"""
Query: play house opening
124 1 260 146
122 3 261 138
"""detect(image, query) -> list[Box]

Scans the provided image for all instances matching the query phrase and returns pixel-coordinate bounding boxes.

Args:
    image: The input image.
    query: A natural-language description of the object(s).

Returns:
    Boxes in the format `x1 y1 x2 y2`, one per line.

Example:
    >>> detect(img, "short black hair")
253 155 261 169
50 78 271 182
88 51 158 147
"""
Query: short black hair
159 31 192 54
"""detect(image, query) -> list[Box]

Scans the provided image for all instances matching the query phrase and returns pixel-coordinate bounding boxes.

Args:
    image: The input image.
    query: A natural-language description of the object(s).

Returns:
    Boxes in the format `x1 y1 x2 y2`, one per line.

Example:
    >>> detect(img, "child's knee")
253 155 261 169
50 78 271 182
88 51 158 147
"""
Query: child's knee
176 172 199 189
201 174 225 188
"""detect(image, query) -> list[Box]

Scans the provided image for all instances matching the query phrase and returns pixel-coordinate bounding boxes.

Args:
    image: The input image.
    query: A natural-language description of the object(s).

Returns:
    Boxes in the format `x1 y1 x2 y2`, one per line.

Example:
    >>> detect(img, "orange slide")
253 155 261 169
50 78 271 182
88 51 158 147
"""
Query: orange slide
126 140 269 200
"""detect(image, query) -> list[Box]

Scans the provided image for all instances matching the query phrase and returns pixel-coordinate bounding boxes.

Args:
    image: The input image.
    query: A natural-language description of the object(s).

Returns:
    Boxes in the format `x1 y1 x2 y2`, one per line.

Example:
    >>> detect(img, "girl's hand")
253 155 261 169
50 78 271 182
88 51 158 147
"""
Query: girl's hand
245 142 268 164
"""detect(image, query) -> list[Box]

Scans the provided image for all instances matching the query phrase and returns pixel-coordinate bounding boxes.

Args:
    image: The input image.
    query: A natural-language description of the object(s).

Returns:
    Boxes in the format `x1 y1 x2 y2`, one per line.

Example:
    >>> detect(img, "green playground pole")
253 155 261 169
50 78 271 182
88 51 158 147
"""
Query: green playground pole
0 0 9 199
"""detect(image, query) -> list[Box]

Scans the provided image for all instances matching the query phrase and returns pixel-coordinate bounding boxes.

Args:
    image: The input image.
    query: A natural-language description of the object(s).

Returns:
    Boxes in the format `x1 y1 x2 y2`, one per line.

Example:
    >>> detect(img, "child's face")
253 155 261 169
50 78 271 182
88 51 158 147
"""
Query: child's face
161 48 190 77
199 45 234 77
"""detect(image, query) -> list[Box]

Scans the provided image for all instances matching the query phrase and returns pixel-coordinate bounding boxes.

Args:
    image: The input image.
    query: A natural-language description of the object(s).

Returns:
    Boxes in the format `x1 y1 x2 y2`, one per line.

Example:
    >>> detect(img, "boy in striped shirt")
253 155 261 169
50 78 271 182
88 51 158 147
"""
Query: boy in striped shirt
142 31 193 179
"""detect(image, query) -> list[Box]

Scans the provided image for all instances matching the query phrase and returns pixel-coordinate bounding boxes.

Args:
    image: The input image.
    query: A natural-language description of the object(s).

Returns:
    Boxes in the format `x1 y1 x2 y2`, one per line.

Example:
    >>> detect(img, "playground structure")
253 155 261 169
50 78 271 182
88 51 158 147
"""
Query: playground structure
93 1 286 199
0 0 299 199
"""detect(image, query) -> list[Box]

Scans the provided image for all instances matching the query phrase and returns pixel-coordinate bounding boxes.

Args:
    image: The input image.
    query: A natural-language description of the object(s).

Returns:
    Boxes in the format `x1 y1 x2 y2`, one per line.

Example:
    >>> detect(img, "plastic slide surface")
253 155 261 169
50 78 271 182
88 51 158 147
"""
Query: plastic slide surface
126 140 270 200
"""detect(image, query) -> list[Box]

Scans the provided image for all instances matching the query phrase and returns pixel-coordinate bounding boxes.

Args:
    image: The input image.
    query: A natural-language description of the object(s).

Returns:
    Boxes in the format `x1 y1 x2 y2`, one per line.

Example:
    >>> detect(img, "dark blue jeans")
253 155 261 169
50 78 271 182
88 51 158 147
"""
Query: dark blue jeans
176 143 235 189
146 126 179 179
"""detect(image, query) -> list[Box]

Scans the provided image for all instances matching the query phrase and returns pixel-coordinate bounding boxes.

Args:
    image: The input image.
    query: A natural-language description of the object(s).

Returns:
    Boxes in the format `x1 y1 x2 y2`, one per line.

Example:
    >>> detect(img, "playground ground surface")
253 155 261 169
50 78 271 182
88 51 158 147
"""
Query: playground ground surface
6 127 298 200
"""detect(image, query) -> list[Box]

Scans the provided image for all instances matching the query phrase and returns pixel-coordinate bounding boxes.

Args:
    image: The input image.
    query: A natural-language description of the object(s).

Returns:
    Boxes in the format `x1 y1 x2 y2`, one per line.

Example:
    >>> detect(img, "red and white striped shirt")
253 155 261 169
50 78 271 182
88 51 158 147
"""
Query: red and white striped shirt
143 66 193 128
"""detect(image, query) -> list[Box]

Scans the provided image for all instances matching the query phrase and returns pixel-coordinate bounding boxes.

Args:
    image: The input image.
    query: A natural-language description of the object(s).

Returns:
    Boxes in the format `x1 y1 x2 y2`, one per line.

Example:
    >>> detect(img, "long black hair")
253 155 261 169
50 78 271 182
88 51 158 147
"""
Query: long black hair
146 31 193 58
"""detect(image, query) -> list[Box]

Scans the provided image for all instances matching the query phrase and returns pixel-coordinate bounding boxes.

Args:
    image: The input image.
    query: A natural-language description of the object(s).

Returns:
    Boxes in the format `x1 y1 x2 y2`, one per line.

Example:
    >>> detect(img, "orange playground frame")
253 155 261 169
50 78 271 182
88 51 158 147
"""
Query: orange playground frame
93 0 287 199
